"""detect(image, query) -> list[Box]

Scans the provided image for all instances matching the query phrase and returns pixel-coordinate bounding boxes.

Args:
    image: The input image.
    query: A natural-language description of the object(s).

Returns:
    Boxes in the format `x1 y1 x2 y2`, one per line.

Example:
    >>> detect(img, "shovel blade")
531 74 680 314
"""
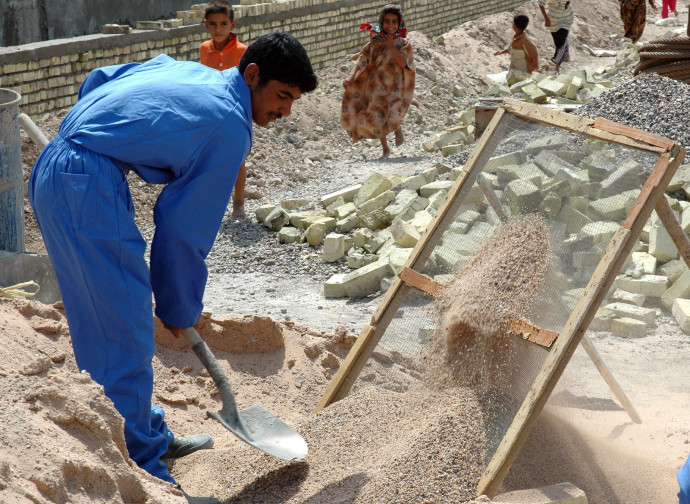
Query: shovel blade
209 404 308 461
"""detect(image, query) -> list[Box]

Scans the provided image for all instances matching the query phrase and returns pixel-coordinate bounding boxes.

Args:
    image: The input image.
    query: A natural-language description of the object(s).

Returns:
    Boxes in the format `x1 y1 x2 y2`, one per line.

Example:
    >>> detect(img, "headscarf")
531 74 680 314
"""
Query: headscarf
360 4 407 41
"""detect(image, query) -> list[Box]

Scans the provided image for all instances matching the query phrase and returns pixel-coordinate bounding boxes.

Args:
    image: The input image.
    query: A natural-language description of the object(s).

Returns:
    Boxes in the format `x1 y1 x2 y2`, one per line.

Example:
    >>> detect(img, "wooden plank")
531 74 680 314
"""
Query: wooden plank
477 173 508 222
398 267 443 297
507 319 558 348
580 335 642 424
593 117 675 150
504 99 666 154
313 324 376 413
656 194 690 270
478 145 684 498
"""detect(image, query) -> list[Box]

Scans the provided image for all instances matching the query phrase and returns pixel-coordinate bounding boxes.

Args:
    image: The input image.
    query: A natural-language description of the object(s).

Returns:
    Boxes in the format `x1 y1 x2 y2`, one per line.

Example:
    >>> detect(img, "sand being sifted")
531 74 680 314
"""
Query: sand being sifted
427 215 551 392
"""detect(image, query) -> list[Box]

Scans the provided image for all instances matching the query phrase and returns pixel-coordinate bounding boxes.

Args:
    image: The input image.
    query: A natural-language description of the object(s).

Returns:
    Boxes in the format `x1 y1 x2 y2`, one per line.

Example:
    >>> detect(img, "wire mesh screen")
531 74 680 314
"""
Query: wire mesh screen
348 111 662 465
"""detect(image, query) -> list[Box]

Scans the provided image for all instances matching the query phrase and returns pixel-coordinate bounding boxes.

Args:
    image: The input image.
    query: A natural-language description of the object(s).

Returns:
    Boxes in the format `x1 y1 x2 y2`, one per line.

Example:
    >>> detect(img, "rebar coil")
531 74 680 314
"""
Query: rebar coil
634 36 690 84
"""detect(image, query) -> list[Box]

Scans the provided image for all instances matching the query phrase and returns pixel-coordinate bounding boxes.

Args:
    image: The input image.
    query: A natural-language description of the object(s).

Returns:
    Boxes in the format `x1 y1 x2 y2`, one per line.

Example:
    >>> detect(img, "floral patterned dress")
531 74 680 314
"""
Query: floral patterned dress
341 37 415 141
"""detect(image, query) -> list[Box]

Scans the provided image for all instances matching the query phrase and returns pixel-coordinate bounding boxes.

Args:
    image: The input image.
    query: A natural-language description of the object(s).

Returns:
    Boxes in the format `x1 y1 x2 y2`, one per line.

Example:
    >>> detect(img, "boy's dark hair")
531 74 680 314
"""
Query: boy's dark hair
238 32 318 93
378 4 404 31
205 0 234 21
514 14 529 32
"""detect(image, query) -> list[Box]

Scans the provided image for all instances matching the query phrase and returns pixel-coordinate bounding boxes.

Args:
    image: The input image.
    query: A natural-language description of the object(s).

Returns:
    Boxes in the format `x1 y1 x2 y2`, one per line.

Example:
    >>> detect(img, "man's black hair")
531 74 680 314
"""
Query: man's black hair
238 32 318 93
205 0 234 21
514 14 529 32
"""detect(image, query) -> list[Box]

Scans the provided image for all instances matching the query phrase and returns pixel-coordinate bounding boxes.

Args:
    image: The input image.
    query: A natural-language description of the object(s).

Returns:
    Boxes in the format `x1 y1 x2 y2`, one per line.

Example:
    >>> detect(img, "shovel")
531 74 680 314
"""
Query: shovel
183 327 308 461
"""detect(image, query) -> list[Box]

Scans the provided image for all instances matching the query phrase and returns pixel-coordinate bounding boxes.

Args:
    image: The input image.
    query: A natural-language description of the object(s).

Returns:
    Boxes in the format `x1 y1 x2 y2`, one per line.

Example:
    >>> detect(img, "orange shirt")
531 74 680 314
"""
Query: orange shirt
199 38 248 70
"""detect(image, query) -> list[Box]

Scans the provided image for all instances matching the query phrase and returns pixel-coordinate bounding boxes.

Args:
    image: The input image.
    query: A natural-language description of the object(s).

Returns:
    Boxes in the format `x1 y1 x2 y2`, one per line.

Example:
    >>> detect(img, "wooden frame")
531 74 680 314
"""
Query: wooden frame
315 100 687 498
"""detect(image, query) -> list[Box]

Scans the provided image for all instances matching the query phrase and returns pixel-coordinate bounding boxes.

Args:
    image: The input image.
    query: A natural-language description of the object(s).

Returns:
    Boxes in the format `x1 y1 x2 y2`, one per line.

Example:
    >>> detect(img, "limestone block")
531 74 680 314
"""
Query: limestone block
277 227 302 244
336 213 361 232
322 233 346 262
509 77 535 94
611 288 646 307
136 21 164 30
324 273 347 298
422 128 467 152
390 219 421 248
306 222 329 246
613 274 668 297
672 298 690 333
263 207 290 231
452 209 481 234
289 210 328 230
661 258 688 283
667 162 690 192
359 208 392 230
585 191 639 221
432 244 466 272
321 184 362 207
325 196 345 216
255 203 277 222
351 229 372 249
556 150 586 165
537 76 569 96
573 251 601 268
386 190 427 220
540 192 562 219
409 210 434 234
342 259 396 298
579 221 620 246
631 251 657 274
422 167 439 183
556 204 592 235
661 270 690 308
353 173 392 207
603 302 656 326
435 162 452 175
356 190 396 216
527 133 569 155
497 162 547 188
599 159 642 198
649 224 678 262
582 149 616 182
102 24 131 34
363 231 391 255
493 482 587 504
442 143 465 156
450 167 463 181
400 173 428 192
611 317 647 338
590 307 616 331
533 150 577 178
420 180 454 198
382 245 413 272
162 19 182 28
334 202 356 220
522 83 548 103
483 151 527 174
426 189 448 214
347 249 378 269
506 68 531 85
505 179 542 213
566 76 584 100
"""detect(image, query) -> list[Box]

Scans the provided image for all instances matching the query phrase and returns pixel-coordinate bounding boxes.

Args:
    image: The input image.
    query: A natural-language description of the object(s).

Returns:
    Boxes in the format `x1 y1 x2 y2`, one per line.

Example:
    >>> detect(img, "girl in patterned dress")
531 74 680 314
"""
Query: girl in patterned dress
341 4 415 158
619 0 658 42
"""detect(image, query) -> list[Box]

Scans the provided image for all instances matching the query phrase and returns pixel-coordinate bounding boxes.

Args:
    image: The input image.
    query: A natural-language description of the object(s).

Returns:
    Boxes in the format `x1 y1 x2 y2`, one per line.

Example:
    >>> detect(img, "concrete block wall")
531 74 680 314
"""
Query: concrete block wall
0 0 525 118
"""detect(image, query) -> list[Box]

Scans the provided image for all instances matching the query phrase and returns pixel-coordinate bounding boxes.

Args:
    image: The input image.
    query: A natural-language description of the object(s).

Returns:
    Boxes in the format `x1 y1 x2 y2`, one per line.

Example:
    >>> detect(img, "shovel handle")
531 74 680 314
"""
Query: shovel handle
183 327 241 424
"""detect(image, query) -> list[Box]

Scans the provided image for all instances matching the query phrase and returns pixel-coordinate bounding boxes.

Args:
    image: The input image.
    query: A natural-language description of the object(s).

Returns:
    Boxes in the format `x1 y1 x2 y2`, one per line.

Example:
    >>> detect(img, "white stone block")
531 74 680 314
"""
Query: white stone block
277 227 301 244
611 317 647 338
602 302 656 326
614 274 668 297
390 219 421 248
649 224 678 262
661 270 690 309
672 298 690 333
342 259 396 298
324 273 347 298
322 233 346 262
321 184 362 208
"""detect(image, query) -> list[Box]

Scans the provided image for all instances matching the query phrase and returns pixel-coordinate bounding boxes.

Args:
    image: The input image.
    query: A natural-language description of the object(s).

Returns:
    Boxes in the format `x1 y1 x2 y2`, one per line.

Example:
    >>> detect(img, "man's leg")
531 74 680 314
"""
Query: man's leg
29 148 175 484
232 161 247 218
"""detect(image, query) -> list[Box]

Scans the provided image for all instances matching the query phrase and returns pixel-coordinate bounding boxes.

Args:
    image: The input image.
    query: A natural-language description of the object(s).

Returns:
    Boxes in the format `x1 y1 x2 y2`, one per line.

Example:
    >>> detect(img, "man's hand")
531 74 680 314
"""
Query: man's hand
163 322 184 339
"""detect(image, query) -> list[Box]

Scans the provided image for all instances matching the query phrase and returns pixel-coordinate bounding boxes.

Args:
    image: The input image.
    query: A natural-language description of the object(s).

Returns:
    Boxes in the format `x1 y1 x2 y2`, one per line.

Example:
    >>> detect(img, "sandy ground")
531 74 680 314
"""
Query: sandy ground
4 1 690 503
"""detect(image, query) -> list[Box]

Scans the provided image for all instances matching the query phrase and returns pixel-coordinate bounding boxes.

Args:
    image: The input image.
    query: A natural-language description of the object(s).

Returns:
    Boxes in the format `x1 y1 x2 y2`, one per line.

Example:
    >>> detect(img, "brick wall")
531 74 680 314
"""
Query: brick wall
0 0 526 117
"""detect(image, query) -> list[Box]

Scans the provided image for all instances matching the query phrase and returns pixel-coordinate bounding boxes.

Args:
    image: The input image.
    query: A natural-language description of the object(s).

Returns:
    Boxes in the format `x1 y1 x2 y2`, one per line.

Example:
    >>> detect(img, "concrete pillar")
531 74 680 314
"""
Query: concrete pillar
0 88 25 253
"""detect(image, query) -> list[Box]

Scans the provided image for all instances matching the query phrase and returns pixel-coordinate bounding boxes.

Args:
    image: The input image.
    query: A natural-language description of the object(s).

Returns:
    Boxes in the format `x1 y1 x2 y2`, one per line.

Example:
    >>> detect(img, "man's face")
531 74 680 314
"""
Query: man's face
244 64 302 127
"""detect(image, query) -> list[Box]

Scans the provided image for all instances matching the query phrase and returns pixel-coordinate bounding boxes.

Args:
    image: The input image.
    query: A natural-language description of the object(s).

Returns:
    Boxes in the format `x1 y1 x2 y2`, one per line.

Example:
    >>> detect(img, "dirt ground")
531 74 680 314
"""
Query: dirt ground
5 0 690 502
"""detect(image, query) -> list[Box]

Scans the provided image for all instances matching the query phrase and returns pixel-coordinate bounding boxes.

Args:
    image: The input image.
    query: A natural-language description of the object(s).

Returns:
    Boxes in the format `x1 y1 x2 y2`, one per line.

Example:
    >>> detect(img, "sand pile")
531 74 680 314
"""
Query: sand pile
429 216 551 392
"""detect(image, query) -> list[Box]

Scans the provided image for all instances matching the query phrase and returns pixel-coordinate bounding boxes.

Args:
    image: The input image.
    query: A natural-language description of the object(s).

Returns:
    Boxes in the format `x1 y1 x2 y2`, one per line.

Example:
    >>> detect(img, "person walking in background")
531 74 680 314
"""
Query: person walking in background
494 14 540 74
661 0 678 18
341 4 415 158
619 0 658 43
538 0 574 73
200 0 250 218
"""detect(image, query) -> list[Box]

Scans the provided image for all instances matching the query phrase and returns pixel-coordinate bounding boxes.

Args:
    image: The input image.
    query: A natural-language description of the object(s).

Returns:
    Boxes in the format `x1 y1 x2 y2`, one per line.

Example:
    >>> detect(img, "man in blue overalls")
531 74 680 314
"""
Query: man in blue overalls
29 32 317 485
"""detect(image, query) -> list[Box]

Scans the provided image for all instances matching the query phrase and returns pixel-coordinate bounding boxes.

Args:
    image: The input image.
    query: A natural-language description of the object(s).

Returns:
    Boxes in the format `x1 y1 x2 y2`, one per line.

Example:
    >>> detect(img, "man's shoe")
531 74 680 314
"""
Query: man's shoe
161 434 214 460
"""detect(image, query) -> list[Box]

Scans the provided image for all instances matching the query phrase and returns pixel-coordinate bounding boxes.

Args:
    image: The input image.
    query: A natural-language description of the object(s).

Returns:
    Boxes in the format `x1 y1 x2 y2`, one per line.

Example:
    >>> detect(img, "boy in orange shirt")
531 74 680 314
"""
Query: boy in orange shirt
200 0 249 218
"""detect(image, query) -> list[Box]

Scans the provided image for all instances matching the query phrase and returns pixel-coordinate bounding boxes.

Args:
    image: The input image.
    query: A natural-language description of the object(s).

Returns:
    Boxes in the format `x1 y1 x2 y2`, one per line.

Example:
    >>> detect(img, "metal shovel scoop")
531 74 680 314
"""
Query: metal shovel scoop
183 327 308 461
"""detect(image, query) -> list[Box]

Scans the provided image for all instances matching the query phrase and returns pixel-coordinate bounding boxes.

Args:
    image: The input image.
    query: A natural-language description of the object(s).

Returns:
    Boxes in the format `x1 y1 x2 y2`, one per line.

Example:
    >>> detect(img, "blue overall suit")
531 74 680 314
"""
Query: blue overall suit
28 54 252 483
680 454 690 503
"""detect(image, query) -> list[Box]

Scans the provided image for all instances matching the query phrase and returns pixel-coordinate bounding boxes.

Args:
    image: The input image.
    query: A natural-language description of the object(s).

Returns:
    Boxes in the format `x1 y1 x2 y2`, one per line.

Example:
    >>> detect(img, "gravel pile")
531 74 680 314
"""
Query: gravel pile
573 72 690 149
